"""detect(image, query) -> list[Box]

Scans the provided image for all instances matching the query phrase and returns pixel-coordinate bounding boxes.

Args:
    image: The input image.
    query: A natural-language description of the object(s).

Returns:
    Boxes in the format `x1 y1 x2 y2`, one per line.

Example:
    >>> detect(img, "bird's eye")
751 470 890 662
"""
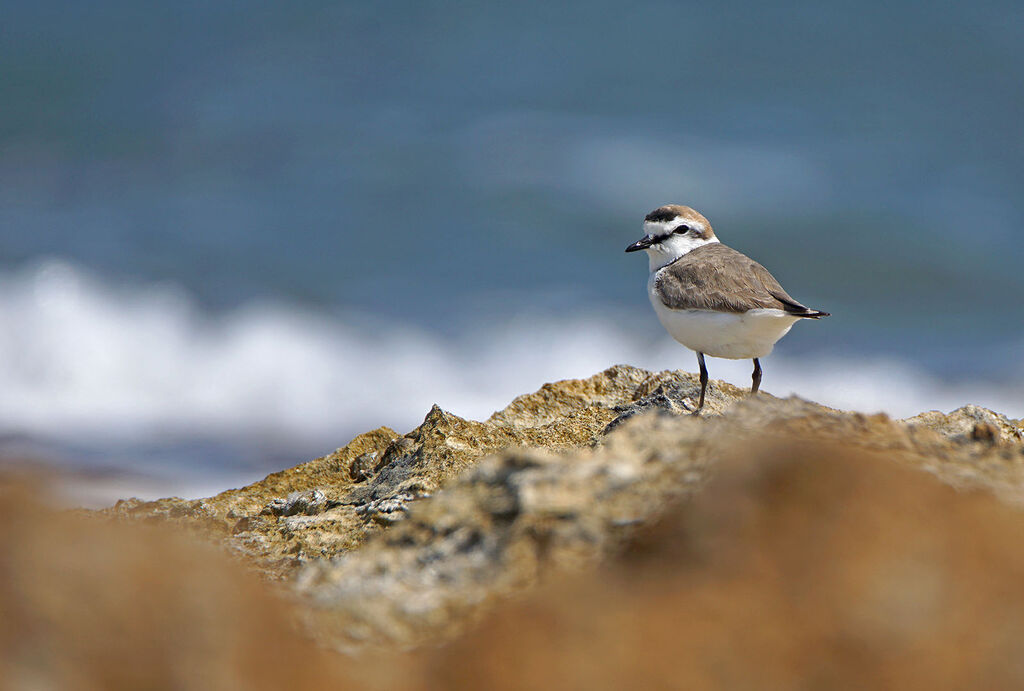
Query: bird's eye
674 224 690 234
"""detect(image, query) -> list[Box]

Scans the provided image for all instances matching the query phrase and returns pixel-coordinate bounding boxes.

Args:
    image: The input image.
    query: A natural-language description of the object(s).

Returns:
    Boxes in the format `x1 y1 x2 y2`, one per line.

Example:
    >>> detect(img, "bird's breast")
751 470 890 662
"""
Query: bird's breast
646 276 799 359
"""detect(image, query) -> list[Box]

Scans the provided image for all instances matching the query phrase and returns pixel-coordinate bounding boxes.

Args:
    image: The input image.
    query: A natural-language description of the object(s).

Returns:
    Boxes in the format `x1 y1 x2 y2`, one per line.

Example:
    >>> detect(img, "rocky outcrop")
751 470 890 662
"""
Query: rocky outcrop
103 365 1024 653
430 440 1024 690
7 365 1024 688
109 365 682 576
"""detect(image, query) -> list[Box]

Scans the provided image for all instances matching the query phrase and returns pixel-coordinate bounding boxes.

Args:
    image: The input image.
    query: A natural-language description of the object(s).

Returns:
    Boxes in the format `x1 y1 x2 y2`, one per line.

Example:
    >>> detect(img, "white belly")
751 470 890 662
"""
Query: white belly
648 283 800 359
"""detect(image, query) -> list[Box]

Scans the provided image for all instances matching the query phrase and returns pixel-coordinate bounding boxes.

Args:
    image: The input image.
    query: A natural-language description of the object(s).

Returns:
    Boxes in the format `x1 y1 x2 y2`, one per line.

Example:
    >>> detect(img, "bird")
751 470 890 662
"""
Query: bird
625 204 829 411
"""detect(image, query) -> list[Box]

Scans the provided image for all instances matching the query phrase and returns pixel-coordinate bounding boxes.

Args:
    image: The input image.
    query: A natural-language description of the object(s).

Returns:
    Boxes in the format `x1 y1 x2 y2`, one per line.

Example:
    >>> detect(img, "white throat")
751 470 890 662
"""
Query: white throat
646 233 718 271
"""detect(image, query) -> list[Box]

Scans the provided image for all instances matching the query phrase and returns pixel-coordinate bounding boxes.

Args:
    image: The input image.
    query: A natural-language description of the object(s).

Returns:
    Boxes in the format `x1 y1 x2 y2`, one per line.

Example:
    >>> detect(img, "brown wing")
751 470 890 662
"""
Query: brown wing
654 243 827 317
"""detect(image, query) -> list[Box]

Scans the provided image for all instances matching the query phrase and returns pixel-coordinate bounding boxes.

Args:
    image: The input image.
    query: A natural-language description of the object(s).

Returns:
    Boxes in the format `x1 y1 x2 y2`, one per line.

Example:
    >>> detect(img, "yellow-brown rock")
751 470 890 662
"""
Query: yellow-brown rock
7 365 1024 688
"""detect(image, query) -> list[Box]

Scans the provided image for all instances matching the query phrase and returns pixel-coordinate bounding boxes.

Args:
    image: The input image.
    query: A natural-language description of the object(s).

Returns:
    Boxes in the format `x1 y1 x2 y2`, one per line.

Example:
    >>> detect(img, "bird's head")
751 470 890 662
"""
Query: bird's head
626 205 717 270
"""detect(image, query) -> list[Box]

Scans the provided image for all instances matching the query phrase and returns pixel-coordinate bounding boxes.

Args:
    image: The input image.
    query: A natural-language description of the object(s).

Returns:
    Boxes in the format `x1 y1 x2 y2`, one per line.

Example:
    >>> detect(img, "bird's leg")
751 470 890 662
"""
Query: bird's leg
751 358 762 395
695 352 708 411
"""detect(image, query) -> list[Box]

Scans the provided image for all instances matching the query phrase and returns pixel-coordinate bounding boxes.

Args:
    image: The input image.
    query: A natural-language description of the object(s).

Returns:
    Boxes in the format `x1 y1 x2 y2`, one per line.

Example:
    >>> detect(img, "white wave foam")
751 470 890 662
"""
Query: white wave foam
0 259 661 446
0 260 1020 459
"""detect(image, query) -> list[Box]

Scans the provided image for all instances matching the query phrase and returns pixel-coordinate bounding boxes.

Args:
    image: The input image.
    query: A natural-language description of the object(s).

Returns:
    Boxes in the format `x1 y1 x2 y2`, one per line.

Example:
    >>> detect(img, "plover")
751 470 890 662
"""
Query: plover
626 204 829 411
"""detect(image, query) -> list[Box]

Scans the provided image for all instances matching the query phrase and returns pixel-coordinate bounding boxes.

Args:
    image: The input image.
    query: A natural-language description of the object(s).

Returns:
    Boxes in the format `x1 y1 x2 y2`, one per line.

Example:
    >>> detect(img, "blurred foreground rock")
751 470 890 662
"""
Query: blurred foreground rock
6 365 1024 688
432 442 1024 690
0 477 350 690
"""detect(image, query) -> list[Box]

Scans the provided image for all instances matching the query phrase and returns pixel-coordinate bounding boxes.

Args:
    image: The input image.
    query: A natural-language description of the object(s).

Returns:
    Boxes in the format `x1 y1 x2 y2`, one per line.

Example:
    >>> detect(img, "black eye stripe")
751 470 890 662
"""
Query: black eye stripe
673 224 690 234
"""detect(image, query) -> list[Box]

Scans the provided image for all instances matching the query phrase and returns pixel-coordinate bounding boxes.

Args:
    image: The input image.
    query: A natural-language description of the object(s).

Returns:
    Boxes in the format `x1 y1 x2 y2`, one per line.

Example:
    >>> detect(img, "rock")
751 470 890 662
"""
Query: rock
295 392 1024 649
0 477 349 690
98 365 1024 651
971 421 1000 444
430 440 1024 690
353 493 417 524
905 404 1024 445
348 451 378 482
261 489 335 517
109 366 656 576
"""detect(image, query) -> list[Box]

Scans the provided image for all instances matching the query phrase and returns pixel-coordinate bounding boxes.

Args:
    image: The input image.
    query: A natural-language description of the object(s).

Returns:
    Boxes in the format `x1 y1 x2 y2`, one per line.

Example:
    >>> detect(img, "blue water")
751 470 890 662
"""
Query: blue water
2 1 1023 503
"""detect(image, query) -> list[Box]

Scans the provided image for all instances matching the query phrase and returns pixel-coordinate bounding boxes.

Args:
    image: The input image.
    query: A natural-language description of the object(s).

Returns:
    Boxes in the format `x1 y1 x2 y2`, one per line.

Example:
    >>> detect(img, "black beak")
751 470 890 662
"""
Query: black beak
625 235 655 253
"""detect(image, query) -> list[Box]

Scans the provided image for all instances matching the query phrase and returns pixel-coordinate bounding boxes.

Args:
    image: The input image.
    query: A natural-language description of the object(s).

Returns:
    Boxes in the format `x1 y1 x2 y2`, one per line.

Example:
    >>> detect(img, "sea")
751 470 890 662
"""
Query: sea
2 0 1023 505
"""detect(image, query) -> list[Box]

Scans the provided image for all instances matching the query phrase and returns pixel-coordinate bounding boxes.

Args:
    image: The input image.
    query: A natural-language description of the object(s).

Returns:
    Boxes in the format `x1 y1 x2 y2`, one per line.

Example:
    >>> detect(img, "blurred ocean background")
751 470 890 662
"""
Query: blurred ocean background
2 0 1022 504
